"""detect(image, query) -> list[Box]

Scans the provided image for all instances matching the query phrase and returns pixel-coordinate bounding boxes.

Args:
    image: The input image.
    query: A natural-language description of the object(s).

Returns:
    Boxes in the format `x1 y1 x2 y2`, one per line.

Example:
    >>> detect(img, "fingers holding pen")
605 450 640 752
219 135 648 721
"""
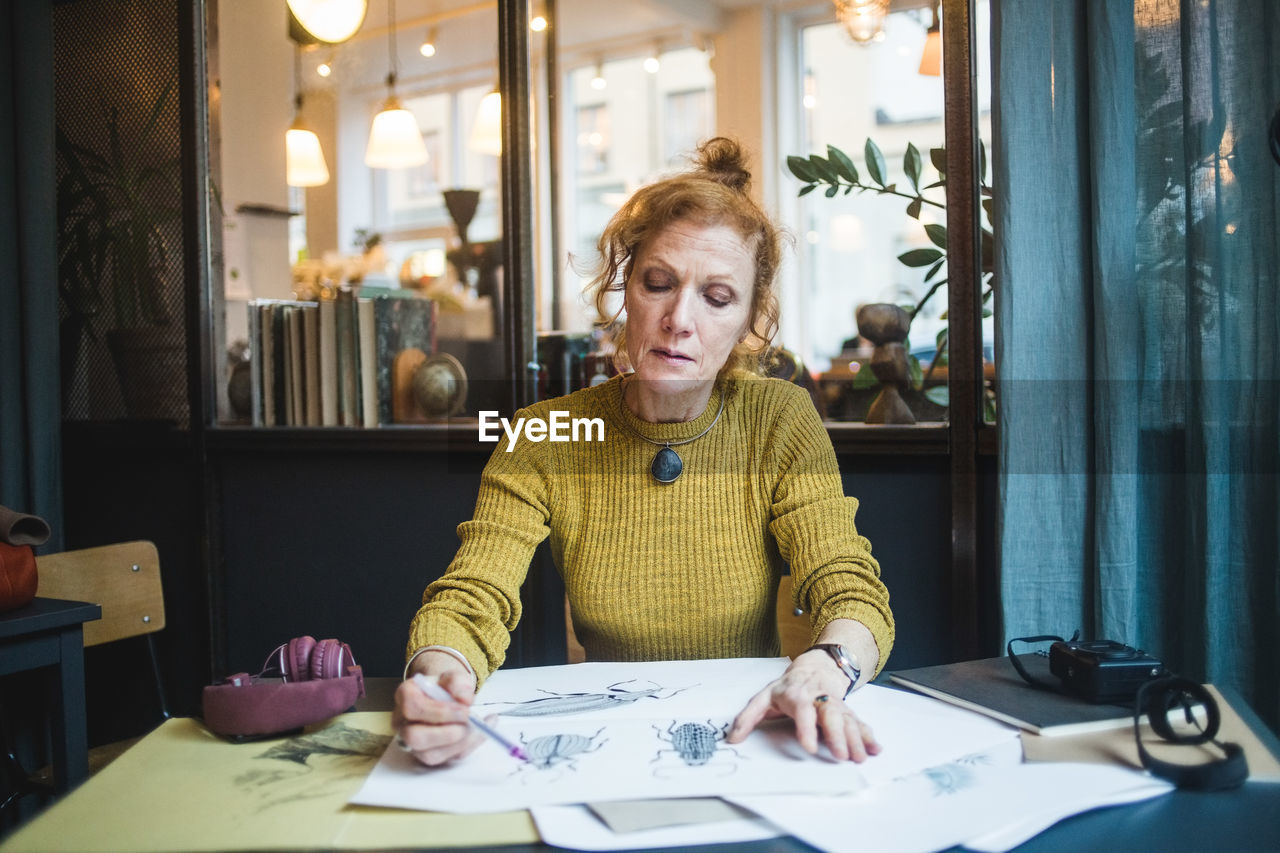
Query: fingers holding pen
392 677 481 766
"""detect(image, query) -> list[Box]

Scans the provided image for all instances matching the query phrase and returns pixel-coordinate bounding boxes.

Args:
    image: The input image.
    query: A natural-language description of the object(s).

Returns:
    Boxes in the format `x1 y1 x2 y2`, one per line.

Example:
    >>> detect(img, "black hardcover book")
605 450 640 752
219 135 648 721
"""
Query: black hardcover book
889 655 1137 737
370 293 436 425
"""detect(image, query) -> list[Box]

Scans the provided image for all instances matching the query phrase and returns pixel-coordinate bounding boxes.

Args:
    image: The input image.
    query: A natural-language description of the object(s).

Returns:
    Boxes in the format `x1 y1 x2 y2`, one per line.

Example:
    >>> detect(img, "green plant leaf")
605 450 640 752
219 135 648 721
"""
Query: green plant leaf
827 145 859 185
810 155 841 184
925 386 950 406
929 147 947 178
899 248 943 267
787 155 819 183
906 197 923 220
936 327 949 350
904 143 922 194
825 185 839 198
984 389 998 422
978 139 988 184
924 223 948 250
864 138 887 188
908 354 924 391
798 183 818 196
925 258 946 281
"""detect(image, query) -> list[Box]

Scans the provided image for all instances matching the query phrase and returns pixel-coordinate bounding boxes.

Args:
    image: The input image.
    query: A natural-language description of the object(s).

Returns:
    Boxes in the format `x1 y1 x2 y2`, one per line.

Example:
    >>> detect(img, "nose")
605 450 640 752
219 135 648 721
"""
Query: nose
662 285 697 334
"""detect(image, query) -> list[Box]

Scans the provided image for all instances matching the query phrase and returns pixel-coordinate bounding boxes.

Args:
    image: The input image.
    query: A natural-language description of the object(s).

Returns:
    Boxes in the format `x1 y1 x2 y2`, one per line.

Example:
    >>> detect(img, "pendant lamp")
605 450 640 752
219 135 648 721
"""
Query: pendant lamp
288 0 367 44
833 0 890 44
365 0 428 169
470 88 503 156
918 2 942 76
287 48 329 187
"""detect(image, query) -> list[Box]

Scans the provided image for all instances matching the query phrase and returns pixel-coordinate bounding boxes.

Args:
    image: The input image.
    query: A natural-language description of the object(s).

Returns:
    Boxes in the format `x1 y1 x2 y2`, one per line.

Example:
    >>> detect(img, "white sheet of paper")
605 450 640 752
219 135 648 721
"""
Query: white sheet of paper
350 658 1020 814
729 752 1173 853
530 803 783 851
958 766 1173 852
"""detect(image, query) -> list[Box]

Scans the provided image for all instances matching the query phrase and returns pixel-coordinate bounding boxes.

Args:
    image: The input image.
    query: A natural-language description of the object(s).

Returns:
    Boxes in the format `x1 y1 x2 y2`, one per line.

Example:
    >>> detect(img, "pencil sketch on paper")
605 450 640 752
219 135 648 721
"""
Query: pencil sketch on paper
252 722 390 766
234 722 392 813
510 727 608 783
490 679 696 717
651 720 742 778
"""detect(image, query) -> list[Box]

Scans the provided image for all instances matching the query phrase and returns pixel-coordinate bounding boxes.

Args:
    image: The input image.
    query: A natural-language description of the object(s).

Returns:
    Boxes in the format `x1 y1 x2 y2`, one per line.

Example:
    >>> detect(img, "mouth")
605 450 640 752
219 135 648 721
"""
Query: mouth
651 348 694 364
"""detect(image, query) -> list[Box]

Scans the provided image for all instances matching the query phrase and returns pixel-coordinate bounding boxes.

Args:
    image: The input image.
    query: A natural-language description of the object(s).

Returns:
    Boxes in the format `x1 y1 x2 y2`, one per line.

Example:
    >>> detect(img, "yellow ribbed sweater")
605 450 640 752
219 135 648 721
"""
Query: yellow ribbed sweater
407 374 894 685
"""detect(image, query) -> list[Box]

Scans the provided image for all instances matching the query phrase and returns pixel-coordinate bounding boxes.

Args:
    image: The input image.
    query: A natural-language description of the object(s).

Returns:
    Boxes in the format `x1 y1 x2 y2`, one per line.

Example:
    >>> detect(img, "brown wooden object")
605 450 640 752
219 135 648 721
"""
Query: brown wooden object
35 541 165 648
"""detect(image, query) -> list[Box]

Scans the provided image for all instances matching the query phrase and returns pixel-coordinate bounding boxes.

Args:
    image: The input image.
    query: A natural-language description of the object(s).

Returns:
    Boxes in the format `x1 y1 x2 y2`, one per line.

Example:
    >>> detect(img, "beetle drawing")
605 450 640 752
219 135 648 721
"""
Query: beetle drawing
650 720 742 777
490 680 694 718
511 727 608 781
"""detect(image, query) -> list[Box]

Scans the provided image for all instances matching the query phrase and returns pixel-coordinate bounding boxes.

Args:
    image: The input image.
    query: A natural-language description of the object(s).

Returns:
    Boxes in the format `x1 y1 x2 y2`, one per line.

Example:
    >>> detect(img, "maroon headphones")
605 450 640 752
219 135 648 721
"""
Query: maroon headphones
202 636 366 741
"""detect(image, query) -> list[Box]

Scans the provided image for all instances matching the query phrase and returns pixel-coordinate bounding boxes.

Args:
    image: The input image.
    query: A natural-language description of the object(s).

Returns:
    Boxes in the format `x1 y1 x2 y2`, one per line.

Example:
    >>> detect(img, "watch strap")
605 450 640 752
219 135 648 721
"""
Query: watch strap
805 643 861 699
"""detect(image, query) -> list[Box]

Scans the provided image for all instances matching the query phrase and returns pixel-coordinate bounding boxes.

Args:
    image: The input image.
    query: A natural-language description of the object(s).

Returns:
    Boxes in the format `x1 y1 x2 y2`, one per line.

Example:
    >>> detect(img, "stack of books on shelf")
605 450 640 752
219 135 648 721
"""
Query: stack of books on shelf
246 290 436 427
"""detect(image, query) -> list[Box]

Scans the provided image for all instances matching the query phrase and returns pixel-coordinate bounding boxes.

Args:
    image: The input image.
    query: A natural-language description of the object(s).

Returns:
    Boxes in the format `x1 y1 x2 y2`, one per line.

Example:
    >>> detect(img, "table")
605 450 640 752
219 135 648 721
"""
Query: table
3 676 1278 852
0 597 101 792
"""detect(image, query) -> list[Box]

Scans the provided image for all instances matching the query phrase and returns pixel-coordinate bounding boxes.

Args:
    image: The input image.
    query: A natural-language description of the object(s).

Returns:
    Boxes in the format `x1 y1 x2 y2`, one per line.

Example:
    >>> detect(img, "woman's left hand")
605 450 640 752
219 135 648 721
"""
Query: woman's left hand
724 652 880 762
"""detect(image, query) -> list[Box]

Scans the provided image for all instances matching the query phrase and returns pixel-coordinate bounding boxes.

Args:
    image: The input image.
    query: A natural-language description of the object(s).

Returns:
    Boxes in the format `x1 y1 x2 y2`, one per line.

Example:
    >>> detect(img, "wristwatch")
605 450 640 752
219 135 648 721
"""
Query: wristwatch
805 643 862 699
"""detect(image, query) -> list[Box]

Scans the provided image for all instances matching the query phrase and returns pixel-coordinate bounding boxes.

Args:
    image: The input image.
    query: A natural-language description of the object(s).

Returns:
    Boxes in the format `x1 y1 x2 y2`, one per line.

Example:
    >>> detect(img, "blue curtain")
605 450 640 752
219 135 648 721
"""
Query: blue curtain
0 0 62 550
994 0 1280 730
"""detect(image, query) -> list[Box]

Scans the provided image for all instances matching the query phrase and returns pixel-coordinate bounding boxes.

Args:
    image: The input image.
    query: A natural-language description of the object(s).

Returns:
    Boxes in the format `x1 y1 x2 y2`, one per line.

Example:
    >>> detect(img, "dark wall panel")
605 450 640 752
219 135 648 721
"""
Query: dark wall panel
841 455 952 671
215 447 969 680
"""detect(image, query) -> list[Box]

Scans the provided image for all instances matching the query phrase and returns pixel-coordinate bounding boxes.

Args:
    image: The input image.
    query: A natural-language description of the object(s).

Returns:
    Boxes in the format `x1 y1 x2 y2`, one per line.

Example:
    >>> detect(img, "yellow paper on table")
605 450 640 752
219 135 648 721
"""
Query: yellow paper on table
2 713 538 852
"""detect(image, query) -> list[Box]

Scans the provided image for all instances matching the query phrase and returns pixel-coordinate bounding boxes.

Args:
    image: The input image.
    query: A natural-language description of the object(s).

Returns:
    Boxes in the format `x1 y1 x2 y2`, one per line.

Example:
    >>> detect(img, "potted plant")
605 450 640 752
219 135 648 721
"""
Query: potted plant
57 80 185 421
786 139 995 420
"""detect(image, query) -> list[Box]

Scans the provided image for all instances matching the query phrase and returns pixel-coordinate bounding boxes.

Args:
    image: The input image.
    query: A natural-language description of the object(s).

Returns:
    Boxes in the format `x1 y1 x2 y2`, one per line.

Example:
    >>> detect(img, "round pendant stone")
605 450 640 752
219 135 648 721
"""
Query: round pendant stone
651 447 683 484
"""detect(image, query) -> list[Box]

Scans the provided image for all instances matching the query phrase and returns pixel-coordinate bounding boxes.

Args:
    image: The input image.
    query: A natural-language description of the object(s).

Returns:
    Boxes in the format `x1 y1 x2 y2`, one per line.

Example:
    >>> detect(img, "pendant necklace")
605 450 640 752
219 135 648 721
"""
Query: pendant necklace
618 382 726 484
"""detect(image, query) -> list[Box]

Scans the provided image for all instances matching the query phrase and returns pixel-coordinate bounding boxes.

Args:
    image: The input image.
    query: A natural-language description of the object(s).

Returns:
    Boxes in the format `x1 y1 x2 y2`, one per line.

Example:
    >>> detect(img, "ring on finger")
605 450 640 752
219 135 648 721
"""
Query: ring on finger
814 694 830 706
396 734 414 752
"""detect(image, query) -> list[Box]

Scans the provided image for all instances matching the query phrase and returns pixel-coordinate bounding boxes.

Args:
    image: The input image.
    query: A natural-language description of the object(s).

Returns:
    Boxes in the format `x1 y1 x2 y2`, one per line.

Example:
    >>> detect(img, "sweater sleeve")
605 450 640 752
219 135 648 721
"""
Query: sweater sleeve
763 384 895 674
405 416 552 686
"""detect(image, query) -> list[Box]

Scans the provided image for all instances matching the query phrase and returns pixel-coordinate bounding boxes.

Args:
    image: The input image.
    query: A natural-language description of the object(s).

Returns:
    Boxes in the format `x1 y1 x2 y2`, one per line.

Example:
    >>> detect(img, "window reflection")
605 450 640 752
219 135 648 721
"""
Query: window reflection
789 3 993 422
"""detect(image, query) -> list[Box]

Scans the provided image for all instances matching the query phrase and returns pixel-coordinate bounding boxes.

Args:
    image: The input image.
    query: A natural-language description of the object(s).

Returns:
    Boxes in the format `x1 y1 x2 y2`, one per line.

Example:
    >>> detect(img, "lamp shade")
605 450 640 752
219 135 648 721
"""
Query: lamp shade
288 0 367 44
286 122 330 186
365 98 428 168
918 28 941 76
470 90 503 156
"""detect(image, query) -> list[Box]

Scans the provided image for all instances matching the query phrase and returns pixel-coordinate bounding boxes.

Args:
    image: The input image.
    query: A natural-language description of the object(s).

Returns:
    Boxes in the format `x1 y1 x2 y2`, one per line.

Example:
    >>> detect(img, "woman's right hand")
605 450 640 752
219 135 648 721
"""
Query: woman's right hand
392 667 486 766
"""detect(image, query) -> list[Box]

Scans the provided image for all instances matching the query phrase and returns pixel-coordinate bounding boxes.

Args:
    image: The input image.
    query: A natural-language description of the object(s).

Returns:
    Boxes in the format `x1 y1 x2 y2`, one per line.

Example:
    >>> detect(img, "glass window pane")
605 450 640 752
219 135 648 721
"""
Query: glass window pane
558 48 714 337
786 3 992 423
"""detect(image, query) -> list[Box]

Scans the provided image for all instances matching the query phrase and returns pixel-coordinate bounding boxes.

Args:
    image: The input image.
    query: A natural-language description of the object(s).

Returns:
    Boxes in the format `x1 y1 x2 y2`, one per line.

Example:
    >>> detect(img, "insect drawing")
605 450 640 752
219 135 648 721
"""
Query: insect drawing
510 727 608 782
923 761 978 796
650 720 742 778
490 679 695 718
922 750 991 795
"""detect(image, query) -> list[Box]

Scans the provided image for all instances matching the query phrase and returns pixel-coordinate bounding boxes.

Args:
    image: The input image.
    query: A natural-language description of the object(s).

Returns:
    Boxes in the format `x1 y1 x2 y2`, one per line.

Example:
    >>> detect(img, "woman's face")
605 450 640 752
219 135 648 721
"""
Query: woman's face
623 219 755 393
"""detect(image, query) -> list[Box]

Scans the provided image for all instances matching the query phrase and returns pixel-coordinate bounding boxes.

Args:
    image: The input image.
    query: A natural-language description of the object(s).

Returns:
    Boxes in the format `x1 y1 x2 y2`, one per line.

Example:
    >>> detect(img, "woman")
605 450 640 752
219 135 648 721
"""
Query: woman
394 137 893 766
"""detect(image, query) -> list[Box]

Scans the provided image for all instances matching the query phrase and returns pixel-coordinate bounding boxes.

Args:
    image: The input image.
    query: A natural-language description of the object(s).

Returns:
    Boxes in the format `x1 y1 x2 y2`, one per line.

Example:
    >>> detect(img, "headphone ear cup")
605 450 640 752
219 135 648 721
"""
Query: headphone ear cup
310 638 336 680
286 636 317 682
312 639 358 681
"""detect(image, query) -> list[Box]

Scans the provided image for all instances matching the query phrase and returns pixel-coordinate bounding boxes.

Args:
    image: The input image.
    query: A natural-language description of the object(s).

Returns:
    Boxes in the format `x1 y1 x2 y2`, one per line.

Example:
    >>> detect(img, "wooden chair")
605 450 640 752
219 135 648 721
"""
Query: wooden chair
32 541 169 775
563 574 812 664
775 574 811 659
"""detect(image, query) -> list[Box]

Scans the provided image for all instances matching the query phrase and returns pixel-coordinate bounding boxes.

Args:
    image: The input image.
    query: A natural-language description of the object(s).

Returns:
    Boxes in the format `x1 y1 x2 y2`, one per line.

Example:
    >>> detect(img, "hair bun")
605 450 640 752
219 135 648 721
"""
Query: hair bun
695 137 752 192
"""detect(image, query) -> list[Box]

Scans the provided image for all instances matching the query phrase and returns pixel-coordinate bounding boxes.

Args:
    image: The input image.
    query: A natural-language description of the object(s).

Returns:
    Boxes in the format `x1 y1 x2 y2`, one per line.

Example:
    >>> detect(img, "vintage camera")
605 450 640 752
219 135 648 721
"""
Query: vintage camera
1048 639 1164 703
